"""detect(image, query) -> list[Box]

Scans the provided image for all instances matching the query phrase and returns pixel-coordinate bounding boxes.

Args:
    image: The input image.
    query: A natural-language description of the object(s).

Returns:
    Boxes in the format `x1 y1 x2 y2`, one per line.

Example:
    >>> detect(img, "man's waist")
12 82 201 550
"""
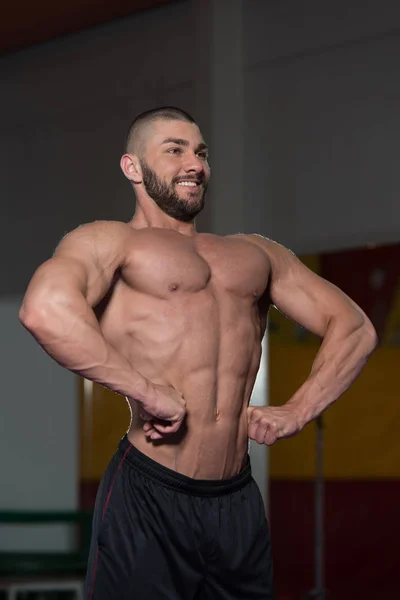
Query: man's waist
121 434 252 496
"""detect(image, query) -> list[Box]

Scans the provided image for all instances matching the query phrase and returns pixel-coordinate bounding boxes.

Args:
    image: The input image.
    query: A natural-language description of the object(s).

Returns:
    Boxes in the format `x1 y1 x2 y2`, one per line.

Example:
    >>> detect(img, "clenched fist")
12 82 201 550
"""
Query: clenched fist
247 405 302 446
138 384 187 441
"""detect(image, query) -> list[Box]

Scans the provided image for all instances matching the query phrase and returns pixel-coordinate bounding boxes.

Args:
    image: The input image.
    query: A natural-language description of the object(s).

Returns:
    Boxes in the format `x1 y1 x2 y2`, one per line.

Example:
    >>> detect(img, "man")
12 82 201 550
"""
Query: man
20 107 377 599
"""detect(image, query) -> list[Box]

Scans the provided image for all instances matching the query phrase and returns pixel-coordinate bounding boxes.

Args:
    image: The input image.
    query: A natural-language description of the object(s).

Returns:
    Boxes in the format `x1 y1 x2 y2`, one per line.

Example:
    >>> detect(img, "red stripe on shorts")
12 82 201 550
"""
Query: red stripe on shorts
88 443 132 600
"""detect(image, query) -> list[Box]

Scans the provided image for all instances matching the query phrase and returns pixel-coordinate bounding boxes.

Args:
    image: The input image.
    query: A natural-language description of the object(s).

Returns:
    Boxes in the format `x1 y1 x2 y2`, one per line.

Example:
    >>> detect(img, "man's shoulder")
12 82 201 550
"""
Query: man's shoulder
72 219 132 235
227 234 298 272
56 220 134 256
228 233 280 252
246 234 295 255
63 220 134 243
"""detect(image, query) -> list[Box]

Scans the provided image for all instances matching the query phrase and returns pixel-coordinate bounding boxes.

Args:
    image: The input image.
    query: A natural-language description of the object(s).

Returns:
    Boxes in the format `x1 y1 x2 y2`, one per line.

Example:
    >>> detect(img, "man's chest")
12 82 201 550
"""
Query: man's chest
122 231 271 300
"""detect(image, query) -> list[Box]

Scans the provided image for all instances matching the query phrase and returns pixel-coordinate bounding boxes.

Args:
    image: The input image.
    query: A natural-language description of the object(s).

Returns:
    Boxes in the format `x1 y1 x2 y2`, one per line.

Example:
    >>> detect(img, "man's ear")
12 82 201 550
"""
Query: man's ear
120 154 142 183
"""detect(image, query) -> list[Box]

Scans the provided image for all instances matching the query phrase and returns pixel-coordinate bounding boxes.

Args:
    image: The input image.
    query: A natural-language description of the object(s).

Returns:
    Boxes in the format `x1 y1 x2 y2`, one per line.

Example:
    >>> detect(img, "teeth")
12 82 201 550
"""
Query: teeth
177 181 197 187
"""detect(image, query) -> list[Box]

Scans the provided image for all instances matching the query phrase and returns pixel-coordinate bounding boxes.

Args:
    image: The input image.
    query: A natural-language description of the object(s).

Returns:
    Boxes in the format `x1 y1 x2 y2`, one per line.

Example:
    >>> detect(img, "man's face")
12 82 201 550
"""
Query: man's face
139 120 210 222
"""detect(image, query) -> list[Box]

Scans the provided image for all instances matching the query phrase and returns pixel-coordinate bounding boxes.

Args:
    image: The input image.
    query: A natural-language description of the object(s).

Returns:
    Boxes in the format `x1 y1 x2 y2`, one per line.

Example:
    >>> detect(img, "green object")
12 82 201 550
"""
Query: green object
0 511 93 578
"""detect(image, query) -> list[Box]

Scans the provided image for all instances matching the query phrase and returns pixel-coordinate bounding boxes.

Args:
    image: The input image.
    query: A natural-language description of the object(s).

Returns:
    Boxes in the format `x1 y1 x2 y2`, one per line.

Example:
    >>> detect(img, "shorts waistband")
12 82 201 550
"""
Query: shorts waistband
118 435 252 497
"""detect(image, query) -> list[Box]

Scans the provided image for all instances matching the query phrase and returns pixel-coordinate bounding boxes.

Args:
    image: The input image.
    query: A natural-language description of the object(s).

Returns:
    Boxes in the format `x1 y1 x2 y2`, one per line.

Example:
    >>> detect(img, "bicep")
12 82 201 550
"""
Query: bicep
268 243 365 338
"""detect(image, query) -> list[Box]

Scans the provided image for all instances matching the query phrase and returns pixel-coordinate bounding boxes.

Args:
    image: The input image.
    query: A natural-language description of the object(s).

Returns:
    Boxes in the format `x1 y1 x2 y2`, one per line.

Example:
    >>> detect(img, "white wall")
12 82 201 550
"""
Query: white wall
243 0 400 253
0 298 76 550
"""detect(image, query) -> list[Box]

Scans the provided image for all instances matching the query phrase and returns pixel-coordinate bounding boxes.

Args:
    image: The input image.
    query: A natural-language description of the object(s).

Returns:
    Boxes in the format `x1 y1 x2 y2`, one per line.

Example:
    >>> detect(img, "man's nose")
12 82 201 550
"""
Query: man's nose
183 153 204 173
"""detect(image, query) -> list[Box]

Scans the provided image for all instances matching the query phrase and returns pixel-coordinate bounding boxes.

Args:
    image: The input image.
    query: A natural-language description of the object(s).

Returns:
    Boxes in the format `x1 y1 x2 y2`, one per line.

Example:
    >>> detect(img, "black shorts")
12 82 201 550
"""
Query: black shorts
84 435 273 599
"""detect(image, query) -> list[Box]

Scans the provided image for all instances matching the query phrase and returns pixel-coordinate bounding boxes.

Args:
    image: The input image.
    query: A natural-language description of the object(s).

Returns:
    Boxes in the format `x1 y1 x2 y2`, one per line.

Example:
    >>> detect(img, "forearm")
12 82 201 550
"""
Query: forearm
286 317 378 427
19 293 152 404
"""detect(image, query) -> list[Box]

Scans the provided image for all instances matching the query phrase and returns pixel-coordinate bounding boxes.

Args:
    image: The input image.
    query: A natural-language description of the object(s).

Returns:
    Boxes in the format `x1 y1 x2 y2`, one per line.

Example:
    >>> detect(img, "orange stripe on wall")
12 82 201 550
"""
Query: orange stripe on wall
79 378 130 481
270 345 400 478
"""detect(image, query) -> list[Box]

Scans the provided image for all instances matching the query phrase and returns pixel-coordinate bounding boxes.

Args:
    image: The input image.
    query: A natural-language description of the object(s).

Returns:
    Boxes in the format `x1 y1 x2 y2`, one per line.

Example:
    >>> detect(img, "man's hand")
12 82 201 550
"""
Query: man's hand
136 384 187 441
247 405 302 446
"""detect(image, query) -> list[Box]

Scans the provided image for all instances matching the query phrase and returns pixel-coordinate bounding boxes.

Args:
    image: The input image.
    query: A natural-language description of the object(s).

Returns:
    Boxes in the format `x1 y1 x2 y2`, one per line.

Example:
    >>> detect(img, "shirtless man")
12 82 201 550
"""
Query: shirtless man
19 107 377 599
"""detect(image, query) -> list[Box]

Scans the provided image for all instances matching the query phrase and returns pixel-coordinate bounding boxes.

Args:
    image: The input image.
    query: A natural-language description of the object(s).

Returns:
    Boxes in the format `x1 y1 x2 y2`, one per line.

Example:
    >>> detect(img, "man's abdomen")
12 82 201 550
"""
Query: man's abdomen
128 405 250 480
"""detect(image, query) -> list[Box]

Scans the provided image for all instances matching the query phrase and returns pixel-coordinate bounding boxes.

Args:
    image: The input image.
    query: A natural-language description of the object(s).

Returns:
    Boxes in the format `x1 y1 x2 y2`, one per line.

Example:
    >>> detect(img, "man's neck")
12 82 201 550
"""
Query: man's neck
129 207 197 237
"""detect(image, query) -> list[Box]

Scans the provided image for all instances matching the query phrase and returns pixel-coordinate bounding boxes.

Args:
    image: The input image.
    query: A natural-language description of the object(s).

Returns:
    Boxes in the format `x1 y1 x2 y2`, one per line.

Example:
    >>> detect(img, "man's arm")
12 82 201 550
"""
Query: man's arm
20 221 186 438
247 236 378 445
19 221 154 402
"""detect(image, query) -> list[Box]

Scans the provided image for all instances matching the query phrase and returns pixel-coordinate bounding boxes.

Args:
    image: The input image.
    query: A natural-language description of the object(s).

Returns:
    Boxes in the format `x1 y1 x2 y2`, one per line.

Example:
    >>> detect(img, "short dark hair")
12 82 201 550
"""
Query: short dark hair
125 106 196 155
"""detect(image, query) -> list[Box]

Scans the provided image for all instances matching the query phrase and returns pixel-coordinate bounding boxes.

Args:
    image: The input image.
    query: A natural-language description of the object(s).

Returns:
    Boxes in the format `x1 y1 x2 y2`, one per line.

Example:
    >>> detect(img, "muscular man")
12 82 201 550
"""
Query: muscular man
20 107 377 599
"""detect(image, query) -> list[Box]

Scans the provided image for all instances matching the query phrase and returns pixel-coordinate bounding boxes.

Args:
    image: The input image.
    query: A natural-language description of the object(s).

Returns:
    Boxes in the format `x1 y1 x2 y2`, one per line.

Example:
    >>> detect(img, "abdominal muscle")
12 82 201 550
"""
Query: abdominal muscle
128 379 253 480
100 284 264 480
126 314 262 479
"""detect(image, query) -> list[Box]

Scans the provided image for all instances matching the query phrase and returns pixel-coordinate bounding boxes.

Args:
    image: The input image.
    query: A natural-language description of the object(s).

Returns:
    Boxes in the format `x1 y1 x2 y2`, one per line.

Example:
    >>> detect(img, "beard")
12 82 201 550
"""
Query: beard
140 159 207 223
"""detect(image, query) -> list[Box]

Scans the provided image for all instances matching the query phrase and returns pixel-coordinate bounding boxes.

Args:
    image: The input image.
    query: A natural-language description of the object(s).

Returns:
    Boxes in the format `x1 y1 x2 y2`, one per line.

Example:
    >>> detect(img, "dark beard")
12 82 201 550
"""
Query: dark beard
140 159 207 223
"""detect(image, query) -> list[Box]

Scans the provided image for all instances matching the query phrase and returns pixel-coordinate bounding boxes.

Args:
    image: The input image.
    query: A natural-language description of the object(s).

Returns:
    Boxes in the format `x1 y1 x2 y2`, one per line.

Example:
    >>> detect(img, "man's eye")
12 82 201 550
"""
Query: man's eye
167 147 181 154
197 152 208 159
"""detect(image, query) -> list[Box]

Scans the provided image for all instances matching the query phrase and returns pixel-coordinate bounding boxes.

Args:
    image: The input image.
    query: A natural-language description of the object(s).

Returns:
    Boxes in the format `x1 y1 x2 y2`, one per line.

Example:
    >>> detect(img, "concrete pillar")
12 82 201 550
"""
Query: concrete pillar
193 0 244 234
192 0 269 512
